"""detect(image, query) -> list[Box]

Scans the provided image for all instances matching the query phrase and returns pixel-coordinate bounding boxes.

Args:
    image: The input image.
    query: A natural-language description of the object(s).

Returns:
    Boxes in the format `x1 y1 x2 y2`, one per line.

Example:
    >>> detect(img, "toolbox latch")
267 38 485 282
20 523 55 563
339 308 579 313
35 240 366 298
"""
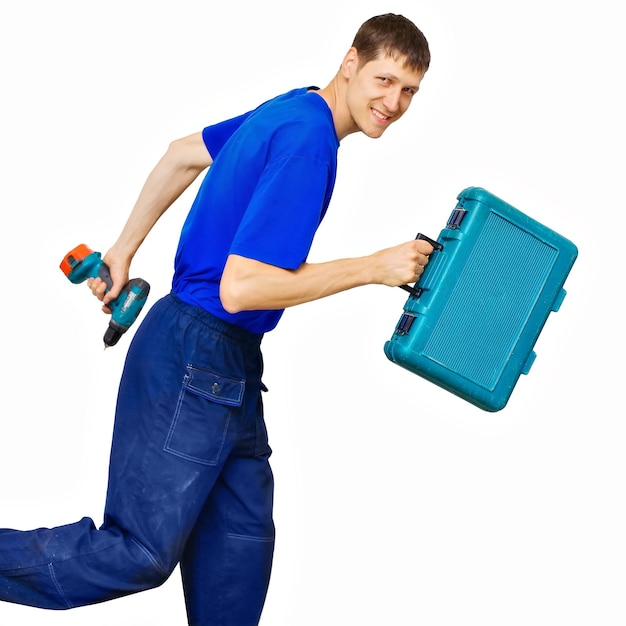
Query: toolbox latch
396 313 416 335
447 208 467 229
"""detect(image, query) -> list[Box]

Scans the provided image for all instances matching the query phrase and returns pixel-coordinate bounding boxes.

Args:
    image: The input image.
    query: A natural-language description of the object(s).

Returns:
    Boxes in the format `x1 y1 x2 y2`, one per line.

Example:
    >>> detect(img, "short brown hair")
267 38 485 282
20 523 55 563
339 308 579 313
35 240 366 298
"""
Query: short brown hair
352 13 430 73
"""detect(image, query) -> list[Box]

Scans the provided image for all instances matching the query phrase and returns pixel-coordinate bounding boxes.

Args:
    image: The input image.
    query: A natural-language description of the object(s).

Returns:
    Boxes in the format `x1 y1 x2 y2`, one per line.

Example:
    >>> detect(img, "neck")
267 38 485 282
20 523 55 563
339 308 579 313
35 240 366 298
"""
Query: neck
315 72 358 141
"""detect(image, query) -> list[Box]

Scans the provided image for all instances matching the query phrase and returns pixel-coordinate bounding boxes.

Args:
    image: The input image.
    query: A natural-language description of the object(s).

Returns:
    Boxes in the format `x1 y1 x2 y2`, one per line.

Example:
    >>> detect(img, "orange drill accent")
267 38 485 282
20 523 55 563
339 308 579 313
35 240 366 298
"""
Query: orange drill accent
59 243 93 277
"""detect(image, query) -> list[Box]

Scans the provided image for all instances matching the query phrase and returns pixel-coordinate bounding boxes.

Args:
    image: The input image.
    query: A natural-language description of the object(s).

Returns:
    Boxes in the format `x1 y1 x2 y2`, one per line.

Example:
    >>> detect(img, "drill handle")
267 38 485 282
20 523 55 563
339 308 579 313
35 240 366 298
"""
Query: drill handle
98 263 114 292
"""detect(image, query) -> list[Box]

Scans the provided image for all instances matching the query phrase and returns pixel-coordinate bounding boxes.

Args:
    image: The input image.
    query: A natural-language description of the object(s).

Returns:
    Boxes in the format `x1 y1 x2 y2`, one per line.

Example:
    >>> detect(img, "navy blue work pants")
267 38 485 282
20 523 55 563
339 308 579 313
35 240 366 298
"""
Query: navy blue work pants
0 293 275 625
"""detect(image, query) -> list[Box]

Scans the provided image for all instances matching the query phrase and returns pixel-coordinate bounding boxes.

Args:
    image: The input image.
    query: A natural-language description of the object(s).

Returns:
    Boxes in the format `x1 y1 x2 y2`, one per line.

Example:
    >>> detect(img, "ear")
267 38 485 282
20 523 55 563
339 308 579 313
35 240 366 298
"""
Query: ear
341 47 359 79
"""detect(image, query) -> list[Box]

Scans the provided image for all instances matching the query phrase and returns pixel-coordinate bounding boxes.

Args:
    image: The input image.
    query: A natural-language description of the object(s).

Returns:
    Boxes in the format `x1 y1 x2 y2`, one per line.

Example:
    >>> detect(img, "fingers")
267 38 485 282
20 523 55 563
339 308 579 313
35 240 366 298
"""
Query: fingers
399 239 433 284
415 238 435 257
87 277 107 301
101 251 131 303
411 240 433 281
84 248 132 314
412 260 427 283
372 238 438 288
86 277 112 313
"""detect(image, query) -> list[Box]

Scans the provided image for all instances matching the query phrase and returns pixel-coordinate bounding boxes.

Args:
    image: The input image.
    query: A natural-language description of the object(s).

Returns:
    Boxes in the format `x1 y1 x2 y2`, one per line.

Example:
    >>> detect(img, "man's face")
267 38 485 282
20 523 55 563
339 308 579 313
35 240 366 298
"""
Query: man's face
344 51 424 138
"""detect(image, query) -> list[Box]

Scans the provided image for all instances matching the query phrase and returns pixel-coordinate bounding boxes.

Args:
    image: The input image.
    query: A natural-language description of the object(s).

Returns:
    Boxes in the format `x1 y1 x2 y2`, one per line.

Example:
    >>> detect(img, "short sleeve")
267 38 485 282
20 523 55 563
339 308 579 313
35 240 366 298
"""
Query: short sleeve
202 111 251 159
229 154 332 269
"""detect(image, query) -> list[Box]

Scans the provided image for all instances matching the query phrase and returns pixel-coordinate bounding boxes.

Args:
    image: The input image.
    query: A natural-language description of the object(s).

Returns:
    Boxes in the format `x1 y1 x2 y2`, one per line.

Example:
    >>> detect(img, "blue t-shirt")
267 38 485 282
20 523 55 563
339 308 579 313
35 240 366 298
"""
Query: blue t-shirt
172 87 339 333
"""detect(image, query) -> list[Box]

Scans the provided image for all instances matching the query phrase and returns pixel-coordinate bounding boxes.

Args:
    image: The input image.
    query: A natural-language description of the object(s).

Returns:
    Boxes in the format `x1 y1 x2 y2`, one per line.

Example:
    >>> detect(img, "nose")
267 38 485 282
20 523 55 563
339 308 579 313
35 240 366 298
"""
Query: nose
382 88 402 115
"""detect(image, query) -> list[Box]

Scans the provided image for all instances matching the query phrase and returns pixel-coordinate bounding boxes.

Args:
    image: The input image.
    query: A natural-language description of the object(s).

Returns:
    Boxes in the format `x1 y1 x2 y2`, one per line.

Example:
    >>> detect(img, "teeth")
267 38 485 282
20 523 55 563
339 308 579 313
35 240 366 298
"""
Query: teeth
372 109 389 120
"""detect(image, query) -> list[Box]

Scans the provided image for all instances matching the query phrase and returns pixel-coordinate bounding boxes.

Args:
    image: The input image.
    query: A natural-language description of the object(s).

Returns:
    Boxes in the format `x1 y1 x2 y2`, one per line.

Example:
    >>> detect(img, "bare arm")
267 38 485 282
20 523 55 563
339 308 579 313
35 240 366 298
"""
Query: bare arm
90 131 212 305
220 239 434 313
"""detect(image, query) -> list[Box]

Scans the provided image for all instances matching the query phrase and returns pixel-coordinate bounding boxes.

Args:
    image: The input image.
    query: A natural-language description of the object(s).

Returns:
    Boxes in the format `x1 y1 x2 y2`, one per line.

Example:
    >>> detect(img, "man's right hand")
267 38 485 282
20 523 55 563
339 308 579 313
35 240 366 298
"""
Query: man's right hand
370 238 434 287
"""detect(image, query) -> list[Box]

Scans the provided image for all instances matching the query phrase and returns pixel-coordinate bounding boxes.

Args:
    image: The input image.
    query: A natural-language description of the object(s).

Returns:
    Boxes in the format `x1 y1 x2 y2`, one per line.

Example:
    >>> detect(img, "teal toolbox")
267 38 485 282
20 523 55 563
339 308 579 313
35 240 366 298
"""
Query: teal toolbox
384 187 578 412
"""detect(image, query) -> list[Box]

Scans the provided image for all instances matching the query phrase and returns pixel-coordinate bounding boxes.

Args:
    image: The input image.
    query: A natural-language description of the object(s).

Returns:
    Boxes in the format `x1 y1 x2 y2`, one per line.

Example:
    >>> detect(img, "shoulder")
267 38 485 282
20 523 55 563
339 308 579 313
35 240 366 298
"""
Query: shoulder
259 88 329 126
249 88 338 158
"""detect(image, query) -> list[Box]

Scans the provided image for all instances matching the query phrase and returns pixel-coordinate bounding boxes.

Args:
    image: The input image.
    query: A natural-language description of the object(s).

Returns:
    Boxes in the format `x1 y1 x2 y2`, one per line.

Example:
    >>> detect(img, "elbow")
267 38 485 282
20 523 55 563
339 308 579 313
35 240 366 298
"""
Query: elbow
167 133 213 172
219 279 246 314
166 137 190 167
220 254 272 313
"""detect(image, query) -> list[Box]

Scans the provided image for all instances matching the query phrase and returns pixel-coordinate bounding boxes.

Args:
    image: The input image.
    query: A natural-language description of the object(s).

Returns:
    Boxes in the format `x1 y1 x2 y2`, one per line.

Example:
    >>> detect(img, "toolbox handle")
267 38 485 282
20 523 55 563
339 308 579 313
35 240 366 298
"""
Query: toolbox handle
398 233 443 298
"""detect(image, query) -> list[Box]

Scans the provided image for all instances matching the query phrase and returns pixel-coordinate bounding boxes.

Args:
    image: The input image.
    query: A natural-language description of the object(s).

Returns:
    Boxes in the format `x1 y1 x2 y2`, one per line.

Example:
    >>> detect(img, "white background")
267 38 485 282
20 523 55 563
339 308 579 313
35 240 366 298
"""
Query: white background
1 0 623 624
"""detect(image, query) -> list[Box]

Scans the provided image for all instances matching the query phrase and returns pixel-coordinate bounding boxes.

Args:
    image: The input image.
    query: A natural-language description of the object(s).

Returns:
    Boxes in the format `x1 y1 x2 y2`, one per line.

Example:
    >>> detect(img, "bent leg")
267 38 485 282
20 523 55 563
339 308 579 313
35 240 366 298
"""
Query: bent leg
1 294 264 611
0 517 167 609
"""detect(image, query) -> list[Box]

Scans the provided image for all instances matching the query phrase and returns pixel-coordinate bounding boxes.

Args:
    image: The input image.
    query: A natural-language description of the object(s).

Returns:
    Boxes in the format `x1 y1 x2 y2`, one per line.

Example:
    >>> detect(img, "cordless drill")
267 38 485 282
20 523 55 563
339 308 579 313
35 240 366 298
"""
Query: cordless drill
60 244 150 348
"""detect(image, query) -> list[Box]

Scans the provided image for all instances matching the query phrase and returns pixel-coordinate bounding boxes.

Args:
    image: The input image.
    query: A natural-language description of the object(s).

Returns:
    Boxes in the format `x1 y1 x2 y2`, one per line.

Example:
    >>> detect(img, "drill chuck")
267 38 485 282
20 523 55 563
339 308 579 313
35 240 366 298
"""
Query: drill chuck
60 244 150 347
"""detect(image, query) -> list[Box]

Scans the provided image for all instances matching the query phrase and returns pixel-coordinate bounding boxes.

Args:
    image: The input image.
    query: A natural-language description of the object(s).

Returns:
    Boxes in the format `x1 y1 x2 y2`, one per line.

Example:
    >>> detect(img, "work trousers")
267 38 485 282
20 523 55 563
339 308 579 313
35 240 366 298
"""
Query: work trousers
0 293 275 625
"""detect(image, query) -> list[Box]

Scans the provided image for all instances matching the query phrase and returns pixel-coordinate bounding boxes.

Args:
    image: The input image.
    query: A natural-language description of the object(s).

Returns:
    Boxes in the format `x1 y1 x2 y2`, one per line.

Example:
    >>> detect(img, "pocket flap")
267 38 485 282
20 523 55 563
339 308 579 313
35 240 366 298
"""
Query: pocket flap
185 365 245 407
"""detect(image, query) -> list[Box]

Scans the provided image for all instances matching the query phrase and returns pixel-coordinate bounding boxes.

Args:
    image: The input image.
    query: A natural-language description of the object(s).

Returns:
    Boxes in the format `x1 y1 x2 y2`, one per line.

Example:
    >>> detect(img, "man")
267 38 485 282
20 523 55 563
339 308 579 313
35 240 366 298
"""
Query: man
0 13 433 625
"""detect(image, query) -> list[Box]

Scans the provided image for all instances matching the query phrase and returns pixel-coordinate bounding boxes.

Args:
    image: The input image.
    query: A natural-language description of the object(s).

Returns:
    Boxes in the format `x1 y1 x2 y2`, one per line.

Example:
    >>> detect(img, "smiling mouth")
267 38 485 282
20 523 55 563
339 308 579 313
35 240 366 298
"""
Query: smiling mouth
372 108 391 122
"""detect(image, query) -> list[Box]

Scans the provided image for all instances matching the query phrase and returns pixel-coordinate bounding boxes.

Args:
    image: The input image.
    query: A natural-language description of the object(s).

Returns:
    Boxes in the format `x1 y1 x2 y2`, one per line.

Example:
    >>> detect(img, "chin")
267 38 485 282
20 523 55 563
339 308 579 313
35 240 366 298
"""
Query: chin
364 126 388 139
355 115 392 139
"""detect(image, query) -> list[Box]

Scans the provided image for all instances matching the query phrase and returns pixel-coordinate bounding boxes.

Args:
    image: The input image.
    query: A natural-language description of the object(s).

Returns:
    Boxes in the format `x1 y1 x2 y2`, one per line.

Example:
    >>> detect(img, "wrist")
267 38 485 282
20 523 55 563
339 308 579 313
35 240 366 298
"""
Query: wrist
109 238 139 263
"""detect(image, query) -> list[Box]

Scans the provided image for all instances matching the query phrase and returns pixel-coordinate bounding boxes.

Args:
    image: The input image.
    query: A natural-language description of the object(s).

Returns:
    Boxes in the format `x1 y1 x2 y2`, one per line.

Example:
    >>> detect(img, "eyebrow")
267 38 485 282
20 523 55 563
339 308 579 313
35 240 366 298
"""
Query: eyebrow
379 72 421 92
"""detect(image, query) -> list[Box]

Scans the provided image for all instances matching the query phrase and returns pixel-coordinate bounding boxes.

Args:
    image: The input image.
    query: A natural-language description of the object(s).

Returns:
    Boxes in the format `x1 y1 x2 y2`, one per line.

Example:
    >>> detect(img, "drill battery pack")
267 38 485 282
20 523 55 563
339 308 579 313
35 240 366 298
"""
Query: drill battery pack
384 186 578 412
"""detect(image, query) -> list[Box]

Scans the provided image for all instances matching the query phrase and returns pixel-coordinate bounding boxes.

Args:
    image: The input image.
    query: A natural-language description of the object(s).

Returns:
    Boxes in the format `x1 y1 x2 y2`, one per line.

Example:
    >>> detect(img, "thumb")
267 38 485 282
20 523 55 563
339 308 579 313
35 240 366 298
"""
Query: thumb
101 258 130 306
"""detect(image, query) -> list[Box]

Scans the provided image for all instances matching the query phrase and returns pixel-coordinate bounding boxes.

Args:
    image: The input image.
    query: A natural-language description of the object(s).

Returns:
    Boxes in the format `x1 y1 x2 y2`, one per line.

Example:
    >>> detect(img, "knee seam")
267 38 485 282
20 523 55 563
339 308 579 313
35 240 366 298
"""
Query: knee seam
226 532 275 543
129 536 170 577
47 563 73 609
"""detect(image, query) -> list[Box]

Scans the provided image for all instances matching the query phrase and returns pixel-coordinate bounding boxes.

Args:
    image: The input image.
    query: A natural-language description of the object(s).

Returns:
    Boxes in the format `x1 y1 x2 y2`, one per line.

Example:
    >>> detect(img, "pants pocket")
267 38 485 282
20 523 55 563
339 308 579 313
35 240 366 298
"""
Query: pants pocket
164 365 245 466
